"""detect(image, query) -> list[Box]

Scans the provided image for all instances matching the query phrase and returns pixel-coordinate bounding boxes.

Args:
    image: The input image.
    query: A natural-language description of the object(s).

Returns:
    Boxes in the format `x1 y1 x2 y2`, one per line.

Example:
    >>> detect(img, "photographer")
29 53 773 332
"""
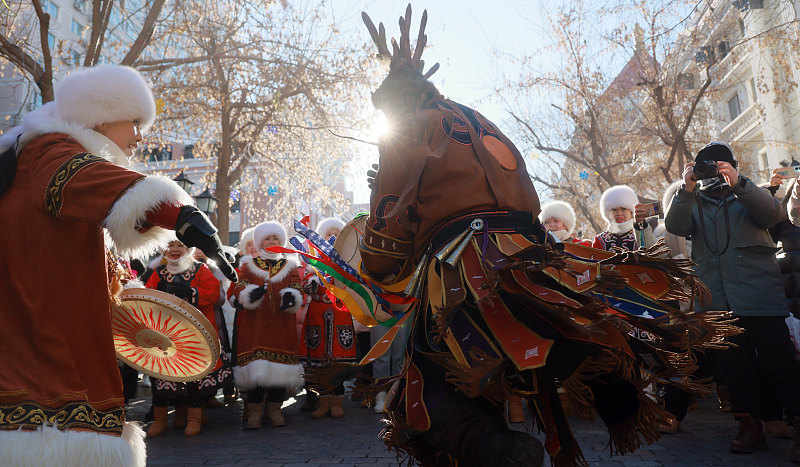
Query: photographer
665 142 800 461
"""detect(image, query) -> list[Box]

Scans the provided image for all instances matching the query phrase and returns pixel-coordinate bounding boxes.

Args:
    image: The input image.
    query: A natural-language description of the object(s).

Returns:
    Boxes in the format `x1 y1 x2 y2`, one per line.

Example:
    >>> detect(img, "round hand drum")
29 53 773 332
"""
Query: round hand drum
112 288 220 382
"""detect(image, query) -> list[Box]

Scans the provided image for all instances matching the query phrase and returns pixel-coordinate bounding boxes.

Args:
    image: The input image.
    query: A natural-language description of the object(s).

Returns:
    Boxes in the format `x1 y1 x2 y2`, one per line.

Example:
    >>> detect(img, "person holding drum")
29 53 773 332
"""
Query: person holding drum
299 217 358 419
144 238 232 438
0 65 236 466
229 221 304 429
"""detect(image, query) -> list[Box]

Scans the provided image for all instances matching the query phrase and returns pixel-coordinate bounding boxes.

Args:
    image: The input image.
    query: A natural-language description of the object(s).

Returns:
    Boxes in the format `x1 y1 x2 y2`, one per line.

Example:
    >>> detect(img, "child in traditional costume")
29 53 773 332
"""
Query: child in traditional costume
0 65 235 466
592 185 655 251
299 217 358 418
144 239 231 437
230 221 304 429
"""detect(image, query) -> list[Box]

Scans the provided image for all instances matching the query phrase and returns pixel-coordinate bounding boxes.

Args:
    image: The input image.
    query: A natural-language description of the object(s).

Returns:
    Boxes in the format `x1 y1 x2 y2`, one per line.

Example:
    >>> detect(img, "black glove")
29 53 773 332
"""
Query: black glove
303 278 319 295
158 281 195 303
280 291 296 311
367 163 378 190
175 205 238 282
249 285 267 304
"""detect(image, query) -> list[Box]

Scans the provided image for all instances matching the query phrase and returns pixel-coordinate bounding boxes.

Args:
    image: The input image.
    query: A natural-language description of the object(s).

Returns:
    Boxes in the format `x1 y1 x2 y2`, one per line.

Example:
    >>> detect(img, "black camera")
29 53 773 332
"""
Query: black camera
693 160 719 179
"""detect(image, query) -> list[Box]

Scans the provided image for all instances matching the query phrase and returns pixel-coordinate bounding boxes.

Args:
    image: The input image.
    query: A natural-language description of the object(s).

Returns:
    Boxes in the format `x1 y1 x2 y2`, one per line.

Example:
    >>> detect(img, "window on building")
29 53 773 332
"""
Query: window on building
73 0 87 12
70 18 83 36
728 94 741 122
70 49 81 65
41 0 59 18
750 79 758 102
228 231 240 246
30 91 42 110
183 144 195 159
47 33 56 50
760 151 768 170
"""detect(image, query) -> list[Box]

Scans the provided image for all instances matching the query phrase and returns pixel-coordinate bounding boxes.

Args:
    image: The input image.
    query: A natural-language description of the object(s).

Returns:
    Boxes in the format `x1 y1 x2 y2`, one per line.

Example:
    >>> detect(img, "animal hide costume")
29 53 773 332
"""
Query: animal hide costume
308 6 739 467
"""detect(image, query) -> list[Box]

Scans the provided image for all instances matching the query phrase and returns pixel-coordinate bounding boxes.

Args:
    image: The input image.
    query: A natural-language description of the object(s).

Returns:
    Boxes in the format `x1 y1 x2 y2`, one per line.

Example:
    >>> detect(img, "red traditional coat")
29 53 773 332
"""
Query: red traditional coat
0 130 192 461
229 254 305 390
145 260 221 327
299 288 357 362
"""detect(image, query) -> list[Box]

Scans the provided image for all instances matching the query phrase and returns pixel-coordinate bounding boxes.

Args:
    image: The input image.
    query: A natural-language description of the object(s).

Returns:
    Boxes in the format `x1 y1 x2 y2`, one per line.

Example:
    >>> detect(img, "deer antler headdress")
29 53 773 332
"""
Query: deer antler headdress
362 4 440 79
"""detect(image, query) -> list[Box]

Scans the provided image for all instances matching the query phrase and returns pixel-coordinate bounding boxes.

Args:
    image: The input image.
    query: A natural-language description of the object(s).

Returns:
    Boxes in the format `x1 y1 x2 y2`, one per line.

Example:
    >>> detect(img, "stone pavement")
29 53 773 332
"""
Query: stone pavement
128 384 796 466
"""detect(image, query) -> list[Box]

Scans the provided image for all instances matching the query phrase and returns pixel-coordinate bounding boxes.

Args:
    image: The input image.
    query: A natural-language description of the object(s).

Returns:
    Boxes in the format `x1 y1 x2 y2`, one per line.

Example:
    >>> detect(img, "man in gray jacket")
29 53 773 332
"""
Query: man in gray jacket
665 142 800 462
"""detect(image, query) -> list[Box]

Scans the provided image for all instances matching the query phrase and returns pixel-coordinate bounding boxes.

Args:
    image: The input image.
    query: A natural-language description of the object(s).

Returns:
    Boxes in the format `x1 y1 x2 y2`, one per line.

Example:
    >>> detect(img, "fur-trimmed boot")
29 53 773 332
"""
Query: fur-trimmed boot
246 402 263 430
267 402 285 427
146 406 168 438
301 390 319 412
184 407 203 437
508 395 525 424
730 414 767 453
312 395 331 419
330 396 344 418
172 404 188 428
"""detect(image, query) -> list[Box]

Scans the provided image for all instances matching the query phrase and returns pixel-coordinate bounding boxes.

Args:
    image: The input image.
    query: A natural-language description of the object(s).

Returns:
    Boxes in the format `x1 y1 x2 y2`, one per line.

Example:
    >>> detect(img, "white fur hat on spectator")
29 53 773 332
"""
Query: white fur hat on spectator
316 217 346 238
662 180 683 214
600 185 639 223
253 221 287 251
54 65 156 132
239 227 256 255
538 201 576 235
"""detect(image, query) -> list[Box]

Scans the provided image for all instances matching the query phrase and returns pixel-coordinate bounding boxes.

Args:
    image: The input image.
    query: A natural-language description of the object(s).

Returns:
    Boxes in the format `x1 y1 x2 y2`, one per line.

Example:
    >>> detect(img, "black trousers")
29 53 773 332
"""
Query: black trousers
246 387 286 404
717 315 800 417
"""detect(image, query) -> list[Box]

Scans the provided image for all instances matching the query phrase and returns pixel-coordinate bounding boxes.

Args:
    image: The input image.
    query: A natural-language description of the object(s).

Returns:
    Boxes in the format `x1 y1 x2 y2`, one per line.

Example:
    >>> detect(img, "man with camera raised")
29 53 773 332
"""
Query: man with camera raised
665 142 800 462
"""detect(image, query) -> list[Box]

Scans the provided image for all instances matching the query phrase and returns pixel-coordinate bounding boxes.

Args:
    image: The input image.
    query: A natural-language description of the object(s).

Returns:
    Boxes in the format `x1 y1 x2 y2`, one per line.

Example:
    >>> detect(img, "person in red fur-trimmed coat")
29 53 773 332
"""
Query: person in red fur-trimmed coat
0 65 235 467
229 221 304 429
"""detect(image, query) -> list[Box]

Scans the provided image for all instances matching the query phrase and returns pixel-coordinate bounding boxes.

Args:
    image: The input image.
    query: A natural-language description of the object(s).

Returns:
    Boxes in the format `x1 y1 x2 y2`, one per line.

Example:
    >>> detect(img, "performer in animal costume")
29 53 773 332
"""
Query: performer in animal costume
144 238 232 437
299 217 357 419
347 7 738 466
0 65 236 466
592 185 655 251
230 221 304 429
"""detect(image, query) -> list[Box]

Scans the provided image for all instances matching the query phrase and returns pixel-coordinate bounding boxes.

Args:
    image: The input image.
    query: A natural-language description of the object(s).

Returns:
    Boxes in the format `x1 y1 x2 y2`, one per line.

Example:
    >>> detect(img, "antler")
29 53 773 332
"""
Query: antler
361 3 440 79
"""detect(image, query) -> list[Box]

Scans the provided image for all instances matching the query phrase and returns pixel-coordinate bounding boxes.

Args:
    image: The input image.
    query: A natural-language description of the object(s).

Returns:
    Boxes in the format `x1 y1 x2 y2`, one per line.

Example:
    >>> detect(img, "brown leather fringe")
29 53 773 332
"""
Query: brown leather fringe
552 441 590 467
606 393 664 456
561 350 637 421
433 348 504 399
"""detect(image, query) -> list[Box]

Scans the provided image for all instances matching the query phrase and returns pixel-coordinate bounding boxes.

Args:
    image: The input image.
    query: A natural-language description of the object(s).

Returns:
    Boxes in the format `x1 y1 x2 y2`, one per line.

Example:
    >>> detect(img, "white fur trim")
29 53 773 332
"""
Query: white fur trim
103 176 194 260
538 201 576 234
233 359 304 391
239 227 256 255
316 217 346 239
164 253 196 275
662 180 683 214
240 255 300 283
0 103 131 167
222 299 237 344
148 254 165 271
253 221 287 252
607 219 635 235
0 422 146 467
55 65 156 132
600 185 639 222
279 288 303 314
239 284 265 310
123 279 145 290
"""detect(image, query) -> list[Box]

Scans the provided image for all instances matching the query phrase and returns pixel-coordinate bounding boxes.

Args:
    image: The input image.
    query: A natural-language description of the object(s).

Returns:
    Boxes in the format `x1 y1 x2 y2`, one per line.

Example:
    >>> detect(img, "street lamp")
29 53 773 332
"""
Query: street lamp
194 187 218 216
173 170 195 193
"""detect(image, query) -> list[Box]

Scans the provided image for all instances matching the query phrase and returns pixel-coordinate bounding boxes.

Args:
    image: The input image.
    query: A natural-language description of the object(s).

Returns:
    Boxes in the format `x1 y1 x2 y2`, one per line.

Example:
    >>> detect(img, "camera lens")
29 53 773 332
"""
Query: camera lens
693 160 718 179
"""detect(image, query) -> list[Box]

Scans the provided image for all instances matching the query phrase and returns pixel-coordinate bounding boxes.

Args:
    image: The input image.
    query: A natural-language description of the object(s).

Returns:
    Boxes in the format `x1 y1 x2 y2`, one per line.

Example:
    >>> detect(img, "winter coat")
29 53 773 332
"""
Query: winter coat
665 176 788 317
769 182 800 317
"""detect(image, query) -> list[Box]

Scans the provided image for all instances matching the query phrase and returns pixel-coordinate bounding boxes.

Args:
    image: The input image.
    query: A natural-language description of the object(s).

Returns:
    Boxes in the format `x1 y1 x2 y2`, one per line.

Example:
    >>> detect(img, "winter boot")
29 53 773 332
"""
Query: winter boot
246 402 263 430
507 395 525 424
312 395 331 419
730 414 767 453
301 390 319 412
172 404 188 428
184 407 203 437
765 419 792 439
146 406 168 438
330 396 345 418
267 402 285 427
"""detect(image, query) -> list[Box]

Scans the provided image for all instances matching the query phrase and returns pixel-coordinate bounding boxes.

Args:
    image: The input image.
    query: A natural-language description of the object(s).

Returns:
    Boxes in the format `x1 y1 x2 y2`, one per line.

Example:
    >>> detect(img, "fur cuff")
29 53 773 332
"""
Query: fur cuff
0 422 146 467
123 279 145 290
233 359 304 391
239 284 264 310
104 176 193 259
280 288 303 314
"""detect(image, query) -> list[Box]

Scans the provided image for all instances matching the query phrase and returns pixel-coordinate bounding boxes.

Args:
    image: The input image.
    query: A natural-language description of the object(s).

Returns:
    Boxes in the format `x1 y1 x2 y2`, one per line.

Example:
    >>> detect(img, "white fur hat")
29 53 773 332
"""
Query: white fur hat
662 180 683 214
54 65 156 132
538 201 576 235
239 226 256 255
599 185 639 222
253 221 287 250
316 217 346 238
